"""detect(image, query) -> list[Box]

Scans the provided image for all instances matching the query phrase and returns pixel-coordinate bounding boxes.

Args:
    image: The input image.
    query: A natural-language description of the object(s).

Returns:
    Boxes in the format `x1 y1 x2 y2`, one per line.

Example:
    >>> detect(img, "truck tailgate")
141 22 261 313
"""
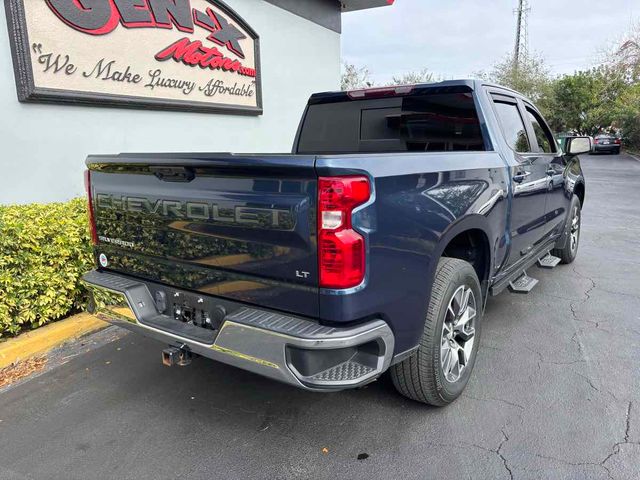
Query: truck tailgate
87 153 318 317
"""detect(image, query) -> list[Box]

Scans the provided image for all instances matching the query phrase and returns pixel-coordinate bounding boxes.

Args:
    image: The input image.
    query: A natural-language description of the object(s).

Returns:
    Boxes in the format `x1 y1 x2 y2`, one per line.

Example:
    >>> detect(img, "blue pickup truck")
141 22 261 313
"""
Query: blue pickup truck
82 79 589 405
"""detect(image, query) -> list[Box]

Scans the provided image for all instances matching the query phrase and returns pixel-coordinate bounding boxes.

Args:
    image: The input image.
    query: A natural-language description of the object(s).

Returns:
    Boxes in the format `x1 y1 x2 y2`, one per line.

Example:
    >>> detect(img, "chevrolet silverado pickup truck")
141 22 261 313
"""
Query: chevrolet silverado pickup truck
82 79 589 406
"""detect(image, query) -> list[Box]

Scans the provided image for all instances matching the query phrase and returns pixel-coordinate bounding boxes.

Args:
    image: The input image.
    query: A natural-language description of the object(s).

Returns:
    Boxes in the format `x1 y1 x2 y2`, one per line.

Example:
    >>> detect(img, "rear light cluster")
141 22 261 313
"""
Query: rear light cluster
317 176 371 289
84 170 98 245
593 138 599 144
615 138 621 144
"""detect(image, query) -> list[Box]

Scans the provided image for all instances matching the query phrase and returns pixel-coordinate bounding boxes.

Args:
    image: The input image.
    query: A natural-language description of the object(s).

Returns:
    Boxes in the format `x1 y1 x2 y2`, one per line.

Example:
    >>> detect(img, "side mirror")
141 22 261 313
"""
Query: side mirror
565 136 591 156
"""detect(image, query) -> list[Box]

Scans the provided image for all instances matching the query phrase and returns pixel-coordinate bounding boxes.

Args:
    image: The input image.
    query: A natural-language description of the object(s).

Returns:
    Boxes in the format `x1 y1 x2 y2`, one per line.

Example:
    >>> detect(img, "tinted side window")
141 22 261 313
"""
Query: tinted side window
526 108 555 153
297 92 486 154
384 93 485 152
296 100 364 153
493 100 530 153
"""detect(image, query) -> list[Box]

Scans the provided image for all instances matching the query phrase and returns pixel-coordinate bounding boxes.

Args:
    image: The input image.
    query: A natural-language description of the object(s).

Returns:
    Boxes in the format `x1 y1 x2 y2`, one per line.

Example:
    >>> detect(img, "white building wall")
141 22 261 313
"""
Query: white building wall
0 0 340 204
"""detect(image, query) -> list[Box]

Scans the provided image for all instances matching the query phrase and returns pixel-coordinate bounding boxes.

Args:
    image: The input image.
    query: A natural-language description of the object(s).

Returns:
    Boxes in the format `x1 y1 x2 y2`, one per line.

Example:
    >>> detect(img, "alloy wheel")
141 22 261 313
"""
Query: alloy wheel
440 285 477 383
570 205 580 253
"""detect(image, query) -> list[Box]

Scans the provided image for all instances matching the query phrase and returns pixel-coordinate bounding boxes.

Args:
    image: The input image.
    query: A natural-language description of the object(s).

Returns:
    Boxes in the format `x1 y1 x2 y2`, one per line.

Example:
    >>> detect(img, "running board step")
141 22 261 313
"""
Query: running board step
508 271 539 293
537 253 561 269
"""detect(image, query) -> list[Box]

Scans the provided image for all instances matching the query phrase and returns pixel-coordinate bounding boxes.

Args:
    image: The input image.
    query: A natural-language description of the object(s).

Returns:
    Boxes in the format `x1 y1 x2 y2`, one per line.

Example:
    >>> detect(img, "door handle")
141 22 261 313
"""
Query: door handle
513 171 531 183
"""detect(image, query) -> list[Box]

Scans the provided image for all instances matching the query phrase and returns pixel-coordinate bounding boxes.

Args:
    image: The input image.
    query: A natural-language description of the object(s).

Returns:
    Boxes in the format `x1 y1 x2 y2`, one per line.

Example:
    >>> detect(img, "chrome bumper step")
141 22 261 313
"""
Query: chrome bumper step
225 307 338 338
309 360 375 383
81 270 394 391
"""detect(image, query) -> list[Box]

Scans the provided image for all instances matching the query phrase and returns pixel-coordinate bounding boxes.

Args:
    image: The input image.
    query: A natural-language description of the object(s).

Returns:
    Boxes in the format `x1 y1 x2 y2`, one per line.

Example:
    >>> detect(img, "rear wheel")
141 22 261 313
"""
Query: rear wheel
390 258 482 406
552 195 581 264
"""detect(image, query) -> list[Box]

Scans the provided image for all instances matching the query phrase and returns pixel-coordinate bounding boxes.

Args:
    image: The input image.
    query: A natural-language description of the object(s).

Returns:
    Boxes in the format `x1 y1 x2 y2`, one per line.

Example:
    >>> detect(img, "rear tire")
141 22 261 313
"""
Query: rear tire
390 258 482 406
551 195 581 264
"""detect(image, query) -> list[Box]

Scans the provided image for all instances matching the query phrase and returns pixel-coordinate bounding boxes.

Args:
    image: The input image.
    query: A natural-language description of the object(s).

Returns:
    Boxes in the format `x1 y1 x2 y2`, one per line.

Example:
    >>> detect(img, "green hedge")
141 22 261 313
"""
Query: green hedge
0 198 93 337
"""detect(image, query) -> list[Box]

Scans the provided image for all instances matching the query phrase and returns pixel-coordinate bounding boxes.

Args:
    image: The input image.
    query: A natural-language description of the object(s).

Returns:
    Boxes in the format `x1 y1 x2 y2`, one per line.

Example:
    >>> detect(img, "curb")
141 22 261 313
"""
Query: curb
0 313 108 369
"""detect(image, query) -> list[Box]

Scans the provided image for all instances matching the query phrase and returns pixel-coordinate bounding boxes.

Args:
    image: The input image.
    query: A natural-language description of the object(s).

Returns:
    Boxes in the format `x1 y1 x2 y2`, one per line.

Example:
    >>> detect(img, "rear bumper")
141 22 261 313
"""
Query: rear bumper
593 144 620 152
81 270 394 391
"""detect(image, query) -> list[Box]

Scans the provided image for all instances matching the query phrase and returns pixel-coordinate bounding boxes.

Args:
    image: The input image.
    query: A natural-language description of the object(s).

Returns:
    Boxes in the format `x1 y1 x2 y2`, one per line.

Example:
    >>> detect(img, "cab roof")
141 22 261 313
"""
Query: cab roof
308 79 521 105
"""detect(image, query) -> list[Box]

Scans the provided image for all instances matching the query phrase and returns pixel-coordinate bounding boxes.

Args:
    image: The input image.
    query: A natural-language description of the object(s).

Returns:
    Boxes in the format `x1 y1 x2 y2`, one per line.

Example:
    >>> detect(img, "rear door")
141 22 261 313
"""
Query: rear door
88 153 319 317
490 93 549 267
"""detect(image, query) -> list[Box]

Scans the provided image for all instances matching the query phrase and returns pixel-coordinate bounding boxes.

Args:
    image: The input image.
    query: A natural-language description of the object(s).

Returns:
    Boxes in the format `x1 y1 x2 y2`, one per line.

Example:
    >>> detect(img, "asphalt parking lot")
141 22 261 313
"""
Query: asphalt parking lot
1 153 639 480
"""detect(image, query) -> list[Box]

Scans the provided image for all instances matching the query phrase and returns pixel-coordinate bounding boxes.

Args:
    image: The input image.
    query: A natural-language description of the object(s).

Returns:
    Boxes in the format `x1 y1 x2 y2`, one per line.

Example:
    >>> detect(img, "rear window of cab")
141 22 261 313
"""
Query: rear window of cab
297 91 486 154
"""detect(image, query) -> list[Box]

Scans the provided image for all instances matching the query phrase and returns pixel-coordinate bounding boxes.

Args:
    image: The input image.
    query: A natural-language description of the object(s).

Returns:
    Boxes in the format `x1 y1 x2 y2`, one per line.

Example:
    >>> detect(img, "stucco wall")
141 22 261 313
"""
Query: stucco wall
0 0 340 204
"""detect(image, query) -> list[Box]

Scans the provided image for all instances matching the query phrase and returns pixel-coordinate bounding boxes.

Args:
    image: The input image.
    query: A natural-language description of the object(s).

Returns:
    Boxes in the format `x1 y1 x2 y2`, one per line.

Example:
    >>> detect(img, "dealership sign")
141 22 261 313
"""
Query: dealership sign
5 0 262 114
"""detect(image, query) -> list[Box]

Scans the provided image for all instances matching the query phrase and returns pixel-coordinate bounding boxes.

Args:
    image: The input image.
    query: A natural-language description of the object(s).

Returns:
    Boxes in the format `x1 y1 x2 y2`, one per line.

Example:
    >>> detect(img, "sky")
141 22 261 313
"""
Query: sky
341 0 639 84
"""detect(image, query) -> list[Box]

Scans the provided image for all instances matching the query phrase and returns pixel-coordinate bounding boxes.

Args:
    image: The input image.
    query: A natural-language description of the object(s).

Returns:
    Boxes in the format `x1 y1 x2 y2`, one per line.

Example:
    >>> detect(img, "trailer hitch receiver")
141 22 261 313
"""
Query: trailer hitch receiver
162 345 192 367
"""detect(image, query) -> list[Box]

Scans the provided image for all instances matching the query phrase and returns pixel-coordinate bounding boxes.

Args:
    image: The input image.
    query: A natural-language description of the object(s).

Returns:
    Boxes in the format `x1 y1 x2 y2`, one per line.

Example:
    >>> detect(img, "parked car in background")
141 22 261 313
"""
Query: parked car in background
592 134 621 154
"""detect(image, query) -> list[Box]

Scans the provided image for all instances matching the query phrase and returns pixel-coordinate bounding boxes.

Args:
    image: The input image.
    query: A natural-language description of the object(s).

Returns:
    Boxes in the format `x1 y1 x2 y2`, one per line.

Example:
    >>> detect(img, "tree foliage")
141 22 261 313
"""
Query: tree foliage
340 62 373 90
607 22 640 147
475 53 552 104
387 68 439 86
603 20 640 82
341 64 438 90
611 80 640 148
545 66 627 135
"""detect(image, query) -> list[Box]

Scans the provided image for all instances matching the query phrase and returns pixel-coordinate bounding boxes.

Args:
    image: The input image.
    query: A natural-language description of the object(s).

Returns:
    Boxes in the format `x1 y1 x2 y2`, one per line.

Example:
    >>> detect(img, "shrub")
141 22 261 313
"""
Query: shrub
614 83 640 151
0 198 93 337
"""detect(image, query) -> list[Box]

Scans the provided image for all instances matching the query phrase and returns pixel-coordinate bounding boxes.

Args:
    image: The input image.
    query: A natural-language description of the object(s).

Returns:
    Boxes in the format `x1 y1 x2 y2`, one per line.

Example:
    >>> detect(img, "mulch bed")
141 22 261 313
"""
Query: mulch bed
0 356 48 389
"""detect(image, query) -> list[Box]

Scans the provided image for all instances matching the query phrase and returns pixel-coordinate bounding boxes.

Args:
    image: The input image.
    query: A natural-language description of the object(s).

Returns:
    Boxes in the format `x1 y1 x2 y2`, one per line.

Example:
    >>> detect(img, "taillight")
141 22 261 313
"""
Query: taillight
84 170 98 245
594 138 599 144
615 138 621 144
318 176 371 289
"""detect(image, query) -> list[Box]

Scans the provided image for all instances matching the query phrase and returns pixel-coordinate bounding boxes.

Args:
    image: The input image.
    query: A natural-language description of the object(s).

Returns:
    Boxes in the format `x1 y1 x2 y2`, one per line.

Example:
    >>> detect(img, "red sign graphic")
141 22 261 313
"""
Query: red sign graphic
45 0 256 77
6 0 262 114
